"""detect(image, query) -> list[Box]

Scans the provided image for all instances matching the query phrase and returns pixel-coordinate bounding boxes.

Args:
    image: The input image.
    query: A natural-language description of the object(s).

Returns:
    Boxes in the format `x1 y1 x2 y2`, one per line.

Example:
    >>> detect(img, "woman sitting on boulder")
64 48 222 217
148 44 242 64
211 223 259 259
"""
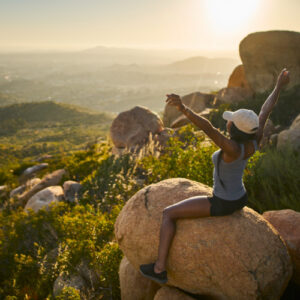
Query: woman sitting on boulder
140 68 290 284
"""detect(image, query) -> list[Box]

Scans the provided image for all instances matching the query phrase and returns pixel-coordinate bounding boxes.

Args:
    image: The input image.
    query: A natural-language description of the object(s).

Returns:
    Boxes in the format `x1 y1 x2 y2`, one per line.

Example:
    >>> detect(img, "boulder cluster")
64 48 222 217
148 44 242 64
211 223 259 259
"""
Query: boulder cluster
114 178 298 299
9 163 82 212
109 30 300 154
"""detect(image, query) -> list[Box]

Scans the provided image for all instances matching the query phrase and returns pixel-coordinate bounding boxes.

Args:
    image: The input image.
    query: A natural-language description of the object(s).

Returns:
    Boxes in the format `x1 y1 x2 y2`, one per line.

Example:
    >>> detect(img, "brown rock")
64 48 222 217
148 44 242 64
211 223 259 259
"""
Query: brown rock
170 108 213 129
114 178 292 300
110 106 164 150
277 114 300 151
119 256 160 300
227 64 251 90
239 30 300 93
163 92 214 127
263 209 300 285
25 186 64 212
154 286 195 300
213 87 253 105
18 169 66 207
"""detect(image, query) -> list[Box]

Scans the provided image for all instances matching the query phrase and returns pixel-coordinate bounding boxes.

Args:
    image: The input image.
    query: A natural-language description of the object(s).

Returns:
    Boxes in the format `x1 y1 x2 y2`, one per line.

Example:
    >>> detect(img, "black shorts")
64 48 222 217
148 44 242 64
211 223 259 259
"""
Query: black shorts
208 193 248 216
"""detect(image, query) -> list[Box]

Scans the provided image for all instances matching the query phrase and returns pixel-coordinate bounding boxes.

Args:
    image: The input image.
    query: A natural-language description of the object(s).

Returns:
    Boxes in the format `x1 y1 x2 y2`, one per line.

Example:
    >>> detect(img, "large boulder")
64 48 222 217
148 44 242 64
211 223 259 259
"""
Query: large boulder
239 30 300 93
227 64 251 90
25 186 64 212
119 256 160 300
115 178 292 300
110 106 164 150
163 92 214 127
263 209 300 285
277 114 300 151
18 169 66 206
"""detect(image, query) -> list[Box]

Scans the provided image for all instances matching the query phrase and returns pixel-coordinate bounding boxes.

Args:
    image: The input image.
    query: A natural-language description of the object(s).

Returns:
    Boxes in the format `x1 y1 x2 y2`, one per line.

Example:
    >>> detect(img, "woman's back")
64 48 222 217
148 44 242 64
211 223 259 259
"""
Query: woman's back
212 140 258 200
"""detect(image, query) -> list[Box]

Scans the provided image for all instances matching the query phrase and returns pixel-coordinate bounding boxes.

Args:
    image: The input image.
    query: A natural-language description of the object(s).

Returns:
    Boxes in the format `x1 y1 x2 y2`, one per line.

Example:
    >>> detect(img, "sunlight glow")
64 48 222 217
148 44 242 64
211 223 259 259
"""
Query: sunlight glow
204 0 260 33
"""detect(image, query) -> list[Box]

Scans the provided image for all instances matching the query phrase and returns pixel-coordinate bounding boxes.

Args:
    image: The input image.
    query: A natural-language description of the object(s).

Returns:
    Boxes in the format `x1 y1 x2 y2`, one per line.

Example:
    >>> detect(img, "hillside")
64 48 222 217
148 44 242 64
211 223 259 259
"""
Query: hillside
0 101 113 136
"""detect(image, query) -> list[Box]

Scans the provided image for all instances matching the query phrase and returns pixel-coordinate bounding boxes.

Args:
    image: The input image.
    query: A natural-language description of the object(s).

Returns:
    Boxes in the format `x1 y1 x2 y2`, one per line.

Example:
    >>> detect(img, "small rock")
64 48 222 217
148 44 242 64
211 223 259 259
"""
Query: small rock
63 181 82 203
25 186 64 213
53 273 85 297
19 163 48 184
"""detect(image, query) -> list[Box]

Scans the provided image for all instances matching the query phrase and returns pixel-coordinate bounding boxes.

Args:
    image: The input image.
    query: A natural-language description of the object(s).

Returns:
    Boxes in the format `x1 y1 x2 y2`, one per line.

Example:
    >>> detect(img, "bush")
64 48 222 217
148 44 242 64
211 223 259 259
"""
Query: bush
0 202 121 299
140 126 217 186
244 144 300 213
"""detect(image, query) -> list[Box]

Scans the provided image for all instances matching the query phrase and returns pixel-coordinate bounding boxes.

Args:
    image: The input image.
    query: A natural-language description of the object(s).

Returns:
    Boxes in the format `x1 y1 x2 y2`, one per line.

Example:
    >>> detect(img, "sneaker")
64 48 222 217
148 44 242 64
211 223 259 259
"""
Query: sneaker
139 263 168 284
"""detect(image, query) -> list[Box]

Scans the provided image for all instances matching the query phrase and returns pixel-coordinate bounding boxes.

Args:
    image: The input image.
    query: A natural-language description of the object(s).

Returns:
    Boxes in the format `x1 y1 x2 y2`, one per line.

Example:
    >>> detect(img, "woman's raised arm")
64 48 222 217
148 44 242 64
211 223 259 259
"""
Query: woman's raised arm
255 69 290 143
165 94 240 157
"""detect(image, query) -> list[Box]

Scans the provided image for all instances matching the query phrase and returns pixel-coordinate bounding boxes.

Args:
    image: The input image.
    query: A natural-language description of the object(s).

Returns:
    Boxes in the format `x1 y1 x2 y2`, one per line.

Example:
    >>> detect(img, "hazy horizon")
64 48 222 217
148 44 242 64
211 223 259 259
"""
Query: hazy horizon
1 0 299 59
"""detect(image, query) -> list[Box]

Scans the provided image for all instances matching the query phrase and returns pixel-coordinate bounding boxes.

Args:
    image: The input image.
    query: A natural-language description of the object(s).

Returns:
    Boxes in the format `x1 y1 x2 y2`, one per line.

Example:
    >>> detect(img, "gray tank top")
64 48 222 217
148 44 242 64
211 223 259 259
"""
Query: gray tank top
212 140 258 201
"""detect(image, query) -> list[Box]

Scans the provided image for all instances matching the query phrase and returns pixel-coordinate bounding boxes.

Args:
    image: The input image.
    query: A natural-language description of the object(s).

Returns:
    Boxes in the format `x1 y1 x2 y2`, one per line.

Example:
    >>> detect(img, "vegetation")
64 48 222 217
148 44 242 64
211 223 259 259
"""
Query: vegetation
208 84 300 131
0 90 299 298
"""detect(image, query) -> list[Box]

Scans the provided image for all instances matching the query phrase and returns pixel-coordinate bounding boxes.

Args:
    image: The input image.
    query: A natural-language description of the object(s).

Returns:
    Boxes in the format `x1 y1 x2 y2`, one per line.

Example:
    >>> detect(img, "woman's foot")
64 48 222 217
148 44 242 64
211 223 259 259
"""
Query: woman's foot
139 262 168 284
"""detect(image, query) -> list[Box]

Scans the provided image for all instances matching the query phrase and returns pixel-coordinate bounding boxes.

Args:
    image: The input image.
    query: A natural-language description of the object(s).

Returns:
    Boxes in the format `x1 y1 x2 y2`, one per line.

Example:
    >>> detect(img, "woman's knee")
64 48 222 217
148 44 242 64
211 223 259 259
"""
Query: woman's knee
162 205 177 220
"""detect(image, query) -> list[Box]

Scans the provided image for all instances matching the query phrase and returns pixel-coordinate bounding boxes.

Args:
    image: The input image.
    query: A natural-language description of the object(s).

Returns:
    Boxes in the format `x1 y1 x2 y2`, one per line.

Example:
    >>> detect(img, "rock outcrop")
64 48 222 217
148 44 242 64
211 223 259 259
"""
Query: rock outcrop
227 64 251 90
263 209 300 285
277 114 300 151
115 178 292 300
18 169 66 206
119 256 160 300
25 186 64 212
163 92 214 127
239 30 300 93
110 106 164 150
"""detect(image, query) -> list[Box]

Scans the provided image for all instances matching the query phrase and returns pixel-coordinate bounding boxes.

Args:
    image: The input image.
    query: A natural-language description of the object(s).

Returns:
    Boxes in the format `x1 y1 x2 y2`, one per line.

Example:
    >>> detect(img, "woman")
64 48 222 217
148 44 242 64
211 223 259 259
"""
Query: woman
139 69 290 284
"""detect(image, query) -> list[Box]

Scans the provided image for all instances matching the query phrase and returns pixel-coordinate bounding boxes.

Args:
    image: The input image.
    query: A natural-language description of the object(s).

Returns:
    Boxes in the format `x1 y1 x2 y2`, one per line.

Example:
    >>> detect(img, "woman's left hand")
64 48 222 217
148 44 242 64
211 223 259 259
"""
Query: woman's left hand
166 94 185 112
276 68 290 89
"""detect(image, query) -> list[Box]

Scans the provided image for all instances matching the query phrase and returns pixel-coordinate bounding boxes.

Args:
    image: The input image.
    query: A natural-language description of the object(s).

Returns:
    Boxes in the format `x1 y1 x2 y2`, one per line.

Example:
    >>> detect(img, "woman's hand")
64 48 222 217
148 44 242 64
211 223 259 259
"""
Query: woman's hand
276 68 290 90
166 94 185 112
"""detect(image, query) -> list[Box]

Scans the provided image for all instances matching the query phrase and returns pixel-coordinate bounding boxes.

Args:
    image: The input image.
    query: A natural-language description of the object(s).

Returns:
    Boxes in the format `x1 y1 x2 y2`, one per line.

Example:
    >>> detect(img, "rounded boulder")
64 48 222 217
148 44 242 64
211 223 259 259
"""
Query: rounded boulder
110 106 164 150
115 178 292 300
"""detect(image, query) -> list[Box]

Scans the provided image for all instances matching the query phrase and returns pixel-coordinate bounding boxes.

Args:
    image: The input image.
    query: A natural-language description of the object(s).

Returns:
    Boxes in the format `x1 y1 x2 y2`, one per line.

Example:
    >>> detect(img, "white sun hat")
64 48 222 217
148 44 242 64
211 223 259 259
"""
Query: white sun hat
222 109 259 134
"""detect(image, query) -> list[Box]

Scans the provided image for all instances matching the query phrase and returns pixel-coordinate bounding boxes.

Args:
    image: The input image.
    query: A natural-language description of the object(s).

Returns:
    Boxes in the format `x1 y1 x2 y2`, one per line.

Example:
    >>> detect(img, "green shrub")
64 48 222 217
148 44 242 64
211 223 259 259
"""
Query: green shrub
0 202 120 299
140 126 217 186
55 286 81 300
244 144 300 213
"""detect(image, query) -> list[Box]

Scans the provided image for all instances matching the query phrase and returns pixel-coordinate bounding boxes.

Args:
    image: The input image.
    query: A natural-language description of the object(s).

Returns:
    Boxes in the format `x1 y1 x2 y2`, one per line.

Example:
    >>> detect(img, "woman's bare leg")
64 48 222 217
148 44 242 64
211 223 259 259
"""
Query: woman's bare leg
154 195 211 273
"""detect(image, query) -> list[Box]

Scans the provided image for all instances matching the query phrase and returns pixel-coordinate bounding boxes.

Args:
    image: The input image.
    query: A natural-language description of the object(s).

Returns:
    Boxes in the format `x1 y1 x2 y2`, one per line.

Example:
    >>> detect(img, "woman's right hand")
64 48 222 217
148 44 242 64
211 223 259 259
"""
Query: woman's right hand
166 94 185 112
276 68 290 90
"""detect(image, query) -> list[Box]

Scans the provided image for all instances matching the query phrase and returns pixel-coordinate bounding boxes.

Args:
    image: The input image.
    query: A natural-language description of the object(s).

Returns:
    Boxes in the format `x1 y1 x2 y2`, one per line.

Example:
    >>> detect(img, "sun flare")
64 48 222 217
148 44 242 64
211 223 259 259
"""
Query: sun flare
204 0 260 33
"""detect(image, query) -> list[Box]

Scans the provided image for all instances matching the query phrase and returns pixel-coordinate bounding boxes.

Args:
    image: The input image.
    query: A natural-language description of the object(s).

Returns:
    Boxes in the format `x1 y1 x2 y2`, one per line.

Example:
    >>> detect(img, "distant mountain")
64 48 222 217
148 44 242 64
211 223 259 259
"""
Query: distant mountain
165 56 239 74
81 45 238 65
0 101 113 136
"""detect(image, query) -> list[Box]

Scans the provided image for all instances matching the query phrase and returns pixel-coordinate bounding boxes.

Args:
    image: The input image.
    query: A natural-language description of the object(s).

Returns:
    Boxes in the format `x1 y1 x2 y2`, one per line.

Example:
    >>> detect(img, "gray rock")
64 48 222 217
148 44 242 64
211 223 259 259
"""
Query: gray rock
53 273 85 297
20 163 48 183
277 114 300 151
25 186 64 213
63 181 82 203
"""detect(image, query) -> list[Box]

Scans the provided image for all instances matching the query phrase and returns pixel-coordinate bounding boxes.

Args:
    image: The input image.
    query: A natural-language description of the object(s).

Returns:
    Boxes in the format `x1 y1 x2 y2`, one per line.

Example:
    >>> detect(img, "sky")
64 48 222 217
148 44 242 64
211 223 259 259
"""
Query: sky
0 0 299 57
